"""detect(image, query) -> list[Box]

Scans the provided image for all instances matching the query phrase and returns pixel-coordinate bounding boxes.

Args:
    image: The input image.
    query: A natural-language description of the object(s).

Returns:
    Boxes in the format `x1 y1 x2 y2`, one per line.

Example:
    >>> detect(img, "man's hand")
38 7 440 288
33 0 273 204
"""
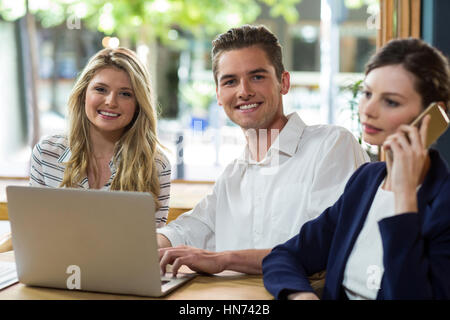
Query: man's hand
159 245 229 276
159 247 270 276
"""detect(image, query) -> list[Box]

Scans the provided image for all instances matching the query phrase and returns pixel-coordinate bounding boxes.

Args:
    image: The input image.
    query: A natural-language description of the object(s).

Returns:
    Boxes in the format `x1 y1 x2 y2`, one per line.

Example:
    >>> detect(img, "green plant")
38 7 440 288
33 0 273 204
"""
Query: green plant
346 79 363 144
0 0 303 45
345 79 379 161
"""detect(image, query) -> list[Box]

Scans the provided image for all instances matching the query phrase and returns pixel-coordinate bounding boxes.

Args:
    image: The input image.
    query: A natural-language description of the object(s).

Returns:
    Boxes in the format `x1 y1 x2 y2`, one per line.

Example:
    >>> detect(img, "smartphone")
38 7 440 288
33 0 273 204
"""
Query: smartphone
385 102 449 161
410 102 449 149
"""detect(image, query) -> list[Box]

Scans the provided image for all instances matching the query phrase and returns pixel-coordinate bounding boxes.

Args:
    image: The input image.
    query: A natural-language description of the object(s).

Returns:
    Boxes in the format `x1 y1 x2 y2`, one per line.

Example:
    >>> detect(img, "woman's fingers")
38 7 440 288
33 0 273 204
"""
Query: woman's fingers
419 114 431 148
387 122 428 157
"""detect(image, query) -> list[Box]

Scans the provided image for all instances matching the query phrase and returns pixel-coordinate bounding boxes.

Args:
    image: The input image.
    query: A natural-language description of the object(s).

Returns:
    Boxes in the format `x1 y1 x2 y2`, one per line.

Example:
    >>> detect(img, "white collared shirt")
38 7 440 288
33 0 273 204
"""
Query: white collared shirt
158 112 370 251
29 134 171 227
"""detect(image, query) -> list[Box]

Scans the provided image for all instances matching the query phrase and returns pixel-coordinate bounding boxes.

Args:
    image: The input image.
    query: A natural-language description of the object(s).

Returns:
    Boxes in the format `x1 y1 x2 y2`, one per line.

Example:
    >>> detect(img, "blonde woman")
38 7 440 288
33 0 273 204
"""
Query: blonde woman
30 48 171 228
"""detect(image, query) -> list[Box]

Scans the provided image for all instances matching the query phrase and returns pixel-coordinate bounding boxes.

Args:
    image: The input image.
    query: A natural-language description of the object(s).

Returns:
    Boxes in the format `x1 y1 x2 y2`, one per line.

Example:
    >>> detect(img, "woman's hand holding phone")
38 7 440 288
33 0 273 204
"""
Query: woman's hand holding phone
382 115 431 214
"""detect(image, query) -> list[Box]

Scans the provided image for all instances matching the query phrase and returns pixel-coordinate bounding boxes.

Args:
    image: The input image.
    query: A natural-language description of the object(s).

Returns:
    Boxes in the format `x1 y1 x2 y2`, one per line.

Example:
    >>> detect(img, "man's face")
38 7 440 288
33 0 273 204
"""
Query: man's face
215 46 290 131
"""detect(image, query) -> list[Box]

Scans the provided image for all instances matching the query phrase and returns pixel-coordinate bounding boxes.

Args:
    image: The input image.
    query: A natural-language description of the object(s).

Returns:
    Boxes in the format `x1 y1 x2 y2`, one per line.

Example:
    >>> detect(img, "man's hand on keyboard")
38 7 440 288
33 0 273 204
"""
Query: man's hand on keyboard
159 246 228 277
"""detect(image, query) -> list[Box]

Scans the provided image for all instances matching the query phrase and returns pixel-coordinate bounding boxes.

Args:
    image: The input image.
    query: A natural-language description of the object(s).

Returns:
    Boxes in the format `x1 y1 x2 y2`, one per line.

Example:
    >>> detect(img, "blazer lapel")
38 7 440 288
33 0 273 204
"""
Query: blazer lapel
345 164 386 253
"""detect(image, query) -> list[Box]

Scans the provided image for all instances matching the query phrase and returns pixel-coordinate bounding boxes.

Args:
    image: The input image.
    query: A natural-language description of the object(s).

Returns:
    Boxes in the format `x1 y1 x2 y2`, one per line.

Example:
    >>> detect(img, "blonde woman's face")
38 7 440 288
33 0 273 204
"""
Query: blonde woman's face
85 67 137 139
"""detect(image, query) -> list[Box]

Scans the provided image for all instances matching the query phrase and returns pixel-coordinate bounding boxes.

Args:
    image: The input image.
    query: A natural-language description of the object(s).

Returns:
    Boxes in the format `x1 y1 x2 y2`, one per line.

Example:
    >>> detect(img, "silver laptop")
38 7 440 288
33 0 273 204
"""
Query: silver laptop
6 186 195 297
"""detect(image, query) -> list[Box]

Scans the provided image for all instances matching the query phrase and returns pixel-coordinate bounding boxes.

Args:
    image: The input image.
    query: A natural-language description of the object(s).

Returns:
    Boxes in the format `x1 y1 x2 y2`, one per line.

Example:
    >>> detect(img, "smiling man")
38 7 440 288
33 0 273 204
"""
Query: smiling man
157 25 369 275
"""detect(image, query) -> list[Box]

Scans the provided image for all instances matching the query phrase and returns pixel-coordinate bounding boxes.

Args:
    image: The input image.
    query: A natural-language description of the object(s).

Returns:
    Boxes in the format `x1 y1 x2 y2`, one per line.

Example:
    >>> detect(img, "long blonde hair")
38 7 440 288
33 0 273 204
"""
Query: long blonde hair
61 47 162 207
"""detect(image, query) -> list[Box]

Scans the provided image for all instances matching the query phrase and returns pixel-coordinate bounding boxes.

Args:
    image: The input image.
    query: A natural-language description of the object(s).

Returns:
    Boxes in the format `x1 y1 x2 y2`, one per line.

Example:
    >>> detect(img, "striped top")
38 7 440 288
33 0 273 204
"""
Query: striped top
29 134 171 228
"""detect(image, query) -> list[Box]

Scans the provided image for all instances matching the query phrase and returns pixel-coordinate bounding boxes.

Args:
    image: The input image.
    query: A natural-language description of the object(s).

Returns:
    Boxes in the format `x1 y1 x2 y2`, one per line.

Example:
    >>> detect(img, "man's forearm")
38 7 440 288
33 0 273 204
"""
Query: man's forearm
223 249 272 274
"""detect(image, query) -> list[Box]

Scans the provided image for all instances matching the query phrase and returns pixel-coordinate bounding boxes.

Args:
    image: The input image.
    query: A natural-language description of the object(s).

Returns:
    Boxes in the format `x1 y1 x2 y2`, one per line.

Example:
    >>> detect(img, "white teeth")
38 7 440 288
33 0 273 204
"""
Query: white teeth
239 103 258 110
99 111 119 117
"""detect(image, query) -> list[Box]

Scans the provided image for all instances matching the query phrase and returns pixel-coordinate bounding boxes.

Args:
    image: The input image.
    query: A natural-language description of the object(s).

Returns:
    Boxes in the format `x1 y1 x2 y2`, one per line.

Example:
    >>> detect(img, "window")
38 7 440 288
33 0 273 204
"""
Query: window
1 0 391 180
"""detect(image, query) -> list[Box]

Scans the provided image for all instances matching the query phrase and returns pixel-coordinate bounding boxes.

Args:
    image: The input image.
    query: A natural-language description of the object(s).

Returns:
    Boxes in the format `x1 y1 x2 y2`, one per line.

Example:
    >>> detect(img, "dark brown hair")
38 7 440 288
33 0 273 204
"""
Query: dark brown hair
211 25 285 85
365 38 450 110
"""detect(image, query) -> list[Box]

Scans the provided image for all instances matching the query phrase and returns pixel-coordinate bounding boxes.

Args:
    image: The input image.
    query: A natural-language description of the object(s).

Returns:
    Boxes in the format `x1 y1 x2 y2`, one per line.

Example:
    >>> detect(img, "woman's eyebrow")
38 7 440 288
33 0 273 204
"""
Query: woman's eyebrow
92 81 109 87
92 82 132 91
381 92 407 99
363 82 406 99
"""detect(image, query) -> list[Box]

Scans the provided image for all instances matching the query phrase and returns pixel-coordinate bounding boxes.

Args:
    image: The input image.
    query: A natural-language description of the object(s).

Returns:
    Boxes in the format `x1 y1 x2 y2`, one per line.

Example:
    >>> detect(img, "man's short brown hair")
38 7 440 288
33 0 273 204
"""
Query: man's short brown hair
211 25 285 85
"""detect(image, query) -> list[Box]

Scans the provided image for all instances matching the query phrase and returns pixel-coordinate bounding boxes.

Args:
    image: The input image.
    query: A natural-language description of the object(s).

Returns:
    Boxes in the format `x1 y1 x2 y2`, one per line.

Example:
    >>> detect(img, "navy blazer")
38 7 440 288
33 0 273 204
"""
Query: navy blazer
262 149 450 300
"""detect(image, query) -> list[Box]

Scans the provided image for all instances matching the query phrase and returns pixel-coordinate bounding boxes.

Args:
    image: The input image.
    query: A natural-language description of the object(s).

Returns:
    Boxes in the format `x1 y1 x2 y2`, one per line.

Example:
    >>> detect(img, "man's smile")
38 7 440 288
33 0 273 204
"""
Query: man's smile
235 103 261 112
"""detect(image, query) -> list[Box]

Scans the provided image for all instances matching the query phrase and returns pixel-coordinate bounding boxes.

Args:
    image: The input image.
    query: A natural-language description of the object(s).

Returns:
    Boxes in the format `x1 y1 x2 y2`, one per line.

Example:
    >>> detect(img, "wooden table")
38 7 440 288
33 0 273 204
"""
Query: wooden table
0 251 272 300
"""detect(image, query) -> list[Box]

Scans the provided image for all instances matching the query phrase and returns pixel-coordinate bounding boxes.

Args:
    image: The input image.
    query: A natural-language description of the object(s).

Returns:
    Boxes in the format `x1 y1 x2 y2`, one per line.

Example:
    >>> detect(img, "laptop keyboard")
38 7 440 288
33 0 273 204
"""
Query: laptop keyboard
0 261 18 290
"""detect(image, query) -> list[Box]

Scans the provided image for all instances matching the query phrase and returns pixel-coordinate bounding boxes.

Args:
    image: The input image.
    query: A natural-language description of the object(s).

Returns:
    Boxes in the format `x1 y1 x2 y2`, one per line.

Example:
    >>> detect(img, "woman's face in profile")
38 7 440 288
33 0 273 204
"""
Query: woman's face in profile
84 67 137 139
358 64 423 146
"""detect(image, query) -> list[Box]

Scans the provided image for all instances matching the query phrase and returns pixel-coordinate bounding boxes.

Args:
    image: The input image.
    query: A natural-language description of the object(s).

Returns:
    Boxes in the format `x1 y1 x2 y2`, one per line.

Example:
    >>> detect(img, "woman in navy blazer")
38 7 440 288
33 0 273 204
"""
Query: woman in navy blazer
262 38 450 300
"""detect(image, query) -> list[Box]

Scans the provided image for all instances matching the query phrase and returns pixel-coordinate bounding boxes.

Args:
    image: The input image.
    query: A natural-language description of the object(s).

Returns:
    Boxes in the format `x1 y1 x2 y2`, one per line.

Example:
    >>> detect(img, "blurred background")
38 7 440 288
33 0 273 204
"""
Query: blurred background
0 0 427 181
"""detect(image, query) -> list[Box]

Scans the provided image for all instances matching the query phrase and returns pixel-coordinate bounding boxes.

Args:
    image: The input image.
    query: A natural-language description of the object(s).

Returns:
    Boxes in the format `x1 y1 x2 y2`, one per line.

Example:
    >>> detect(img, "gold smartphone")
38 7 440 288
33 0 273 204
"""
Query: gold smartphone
385 102 449 161
410 102 449 148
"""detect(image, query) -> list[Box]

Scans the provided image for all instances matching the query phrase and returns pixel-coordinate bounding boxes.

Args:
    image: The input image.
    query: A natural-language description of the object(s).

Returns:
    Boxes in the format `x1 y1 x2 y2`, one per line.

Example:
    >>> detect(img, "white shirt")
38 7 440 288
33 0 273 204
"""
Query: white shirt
158 112 369 251
29 134 171 228
342 183 396 300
